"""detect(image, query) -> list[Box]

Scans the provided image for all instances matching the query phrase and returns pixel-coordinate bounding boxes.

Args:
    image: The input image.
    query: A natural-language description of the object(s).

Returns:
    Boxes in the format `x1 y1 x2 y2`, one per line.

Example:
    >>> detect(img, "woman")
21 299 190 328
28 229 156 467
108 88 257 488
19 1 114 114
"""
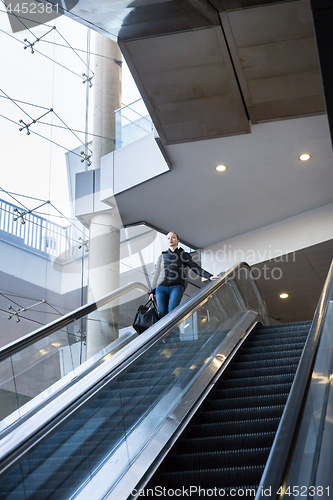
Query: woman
149 232 219 318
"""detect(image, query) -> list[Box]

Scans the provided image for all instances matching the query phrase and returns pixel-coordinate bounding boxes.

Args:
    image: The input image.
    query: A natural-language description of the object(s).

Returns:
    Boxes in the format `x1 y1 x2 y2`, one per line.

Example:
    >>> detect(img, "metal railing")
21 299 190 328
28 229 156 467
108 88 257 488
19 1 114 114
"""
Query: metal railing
0 198 76 259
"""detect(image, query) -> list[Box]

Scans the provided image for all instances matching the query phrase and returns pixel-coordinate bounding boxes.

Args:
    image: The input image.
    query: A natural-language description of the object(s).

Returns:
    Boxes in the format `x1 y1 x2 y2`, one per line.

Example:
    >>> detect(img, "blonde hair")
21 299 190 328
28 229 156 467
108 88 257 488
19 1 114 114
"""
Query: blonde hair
168 231 179 241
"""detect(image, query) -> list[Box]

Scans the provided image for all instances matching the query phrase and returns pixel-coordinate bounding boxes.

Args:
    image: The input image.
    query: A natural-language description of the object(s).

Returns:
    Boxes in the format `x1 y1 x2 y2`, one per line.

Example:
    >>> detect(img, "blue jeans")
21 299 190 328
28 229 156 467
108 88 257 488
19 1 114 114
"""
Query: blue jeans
155 285 184 318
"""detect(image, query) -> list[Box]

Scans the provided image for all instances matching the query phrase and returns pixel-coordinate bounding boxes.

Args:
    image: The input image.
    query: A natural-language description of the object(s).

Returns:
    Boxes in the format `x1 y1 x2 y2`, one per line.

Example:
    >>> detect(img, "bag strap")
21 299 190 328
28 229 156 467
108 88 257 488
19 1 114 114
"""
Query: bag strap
144 298 158 313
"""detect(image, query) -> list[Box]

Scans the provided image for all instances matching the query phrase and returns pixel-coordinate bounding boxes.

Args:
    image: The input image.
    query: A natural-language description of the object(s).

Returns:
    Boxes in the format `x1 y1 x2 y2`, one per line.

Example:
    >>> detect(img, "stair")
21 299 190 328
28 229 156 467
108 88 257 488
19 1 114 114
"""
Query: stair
145 321 311 496
0 321 311 499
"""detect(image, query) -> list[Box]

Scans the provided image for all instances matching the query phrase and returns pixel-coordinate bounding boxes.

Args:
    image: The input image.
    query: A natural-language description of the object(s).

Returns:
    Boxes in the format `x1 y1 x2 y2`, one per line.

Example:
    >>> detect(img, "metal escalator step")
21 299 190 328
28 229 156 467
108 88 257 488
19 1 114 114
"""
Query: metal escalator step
196 405 285 424
243 337 307 348
179 432 276 453
213 382 292 399
226 364 299 379
240 342 306 355
156 465 265 490
230 356 301 371
0 473 25 497
187 417 281 438
221 373 295 389
8 455 91 493
112 376 176 390
117 384 171 399
168 447 271 471
246 330 308 341
205 393 288 411
248 322 310 333
234 349 304 363
145 322 310 495
256 321 311 331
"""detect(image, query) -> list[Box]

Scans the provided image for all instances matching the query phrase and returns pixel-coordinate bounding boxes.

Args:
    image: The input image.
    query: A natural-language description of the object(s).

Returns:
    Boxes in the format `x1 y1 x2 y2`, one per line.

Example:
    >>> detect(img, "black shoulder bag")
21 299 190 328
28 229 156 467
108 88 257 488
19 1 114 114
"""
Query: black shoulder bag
133 299 160 334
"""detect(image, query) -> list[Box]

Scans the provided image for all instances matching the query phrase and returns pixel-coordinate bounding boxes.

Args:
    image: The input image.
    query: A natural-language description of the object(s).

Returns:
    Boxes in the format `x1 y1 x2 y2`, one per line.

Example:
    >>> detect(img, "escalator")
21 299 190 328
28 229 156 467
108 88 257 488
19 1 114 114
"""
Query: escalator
144 321 311 495
0 261 332 499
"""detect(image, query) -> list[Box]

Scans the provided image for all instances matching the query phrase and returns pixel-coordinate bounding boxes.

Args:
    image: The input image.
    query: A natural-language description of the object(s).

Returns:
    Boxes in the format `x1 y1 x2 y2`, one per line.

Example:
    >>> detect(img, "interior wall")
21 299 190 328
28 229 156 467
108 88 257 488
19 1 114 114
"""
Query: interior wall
201 202 333 274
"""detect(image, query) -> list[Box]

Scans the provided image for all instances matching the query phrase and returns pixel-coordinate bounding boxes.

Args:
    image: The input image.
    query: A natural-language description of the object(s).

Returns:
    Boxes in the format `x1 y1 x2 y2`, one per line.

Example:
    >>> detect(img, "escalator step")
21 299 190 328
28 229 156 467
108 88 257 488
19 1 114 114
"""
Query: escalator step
244 336 307 348
221 373 295 388
146 321 310 494
246 331 308 341
230 356 301 370
256 321 311 332
229 363 298 379
156 465 265 490
187 417 281 438
226 364 299 379
213 382 292 399
240 342 306 355
196 405 285 424
234 349 304 363
168 447 271 471
205 393 288 411
179 432 276 453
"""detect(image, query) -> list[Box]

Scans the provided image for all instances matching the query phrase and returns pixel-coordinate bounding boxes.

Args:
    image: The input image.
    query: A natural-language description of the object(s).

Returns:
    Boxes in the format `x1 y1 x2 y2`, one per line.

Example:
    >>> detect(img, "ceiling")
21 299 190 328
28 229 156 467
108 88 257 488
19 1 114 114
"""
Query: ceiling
253 238 333 323
59 0 327 144
116 113 333 248
118 0 325 144
54 0 333 321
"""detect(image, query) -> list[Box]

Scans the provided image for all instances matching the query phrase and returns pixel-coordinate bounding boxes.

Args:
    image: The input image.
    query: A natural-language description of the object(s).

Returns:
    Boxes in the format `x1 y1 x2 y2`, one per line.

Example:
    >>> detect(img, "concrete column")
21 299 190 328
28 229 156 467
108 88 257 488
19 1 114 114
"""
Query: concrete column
87 212 121 358
87 34 122 359
92 34 122 165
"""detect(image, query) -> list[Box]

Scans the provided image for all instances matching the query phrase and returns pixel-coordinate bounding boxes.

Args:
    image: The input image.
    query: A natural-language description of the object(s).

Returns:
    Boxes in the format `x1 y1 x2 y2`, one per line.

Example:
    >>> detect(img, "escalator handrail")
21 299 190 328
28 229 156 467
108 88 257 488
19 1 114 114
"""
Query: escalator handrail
0 281 150 363
0 262 267 470
255 258 333 499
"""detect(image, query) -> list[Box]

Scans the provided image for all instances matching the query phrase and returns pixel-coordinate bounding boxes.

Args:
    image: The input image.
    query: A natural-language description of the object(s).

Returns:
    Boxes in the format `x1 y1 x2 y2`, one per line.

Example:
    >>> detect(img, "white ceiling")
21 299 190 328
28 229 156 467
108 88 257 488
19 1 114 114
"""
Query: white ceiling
117 113 333 248
254 238 333 323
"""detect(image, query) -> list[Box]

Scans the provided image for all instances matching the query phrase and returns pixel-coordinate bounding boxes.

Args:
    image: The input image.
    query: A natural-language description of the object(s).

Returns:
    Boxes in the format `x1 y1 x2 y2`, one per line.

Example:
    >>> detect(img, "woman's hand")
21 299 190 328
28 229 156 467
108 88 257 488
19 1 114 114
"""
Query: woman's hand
210 275 219 280
149 293 155 301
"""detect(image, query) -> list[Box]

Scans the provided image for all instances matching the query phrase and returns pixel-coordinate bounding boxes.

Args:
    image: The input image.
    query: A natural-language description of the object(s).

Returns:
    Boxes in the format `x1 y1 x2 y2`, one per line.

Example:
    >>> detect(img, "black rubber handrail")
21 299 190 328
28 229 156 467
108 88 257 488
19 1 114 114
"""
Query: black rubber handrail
255 257 333 499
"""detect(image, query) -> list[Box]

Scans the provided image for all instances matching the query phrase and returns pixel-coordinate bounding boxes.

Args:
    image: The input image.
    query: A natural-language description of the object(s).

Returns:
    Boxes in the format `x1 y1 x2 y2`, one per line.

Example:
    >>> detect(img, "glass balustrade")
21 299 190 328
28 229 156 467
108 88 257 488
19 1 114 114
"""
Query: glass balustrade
0 263 269 500
108 265 267 470
0 283 149 427
0 263 270 500
115 99 153 149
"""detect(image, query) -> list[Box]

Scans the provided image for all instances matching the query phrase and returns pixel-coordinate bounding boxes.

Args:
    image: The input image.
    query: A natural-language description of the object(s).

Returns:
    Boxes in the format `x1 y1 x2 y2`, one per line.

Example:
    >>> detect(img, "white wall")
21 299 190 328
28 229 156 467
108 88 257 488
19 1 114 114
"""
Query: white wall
100 132 170 202
201 203 333 275
0 239 62 293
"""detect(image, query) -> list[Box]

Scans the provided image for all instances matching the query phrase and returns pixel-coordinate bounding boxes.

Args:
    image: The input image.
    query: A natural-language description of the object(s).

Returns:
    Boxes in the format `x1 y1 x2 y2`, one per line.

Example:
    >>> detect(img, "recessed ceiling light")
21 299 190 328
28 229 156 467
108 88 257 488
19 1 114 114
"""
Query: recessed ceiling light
280 293 289 299
215 164 228 172
299 153 311 161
